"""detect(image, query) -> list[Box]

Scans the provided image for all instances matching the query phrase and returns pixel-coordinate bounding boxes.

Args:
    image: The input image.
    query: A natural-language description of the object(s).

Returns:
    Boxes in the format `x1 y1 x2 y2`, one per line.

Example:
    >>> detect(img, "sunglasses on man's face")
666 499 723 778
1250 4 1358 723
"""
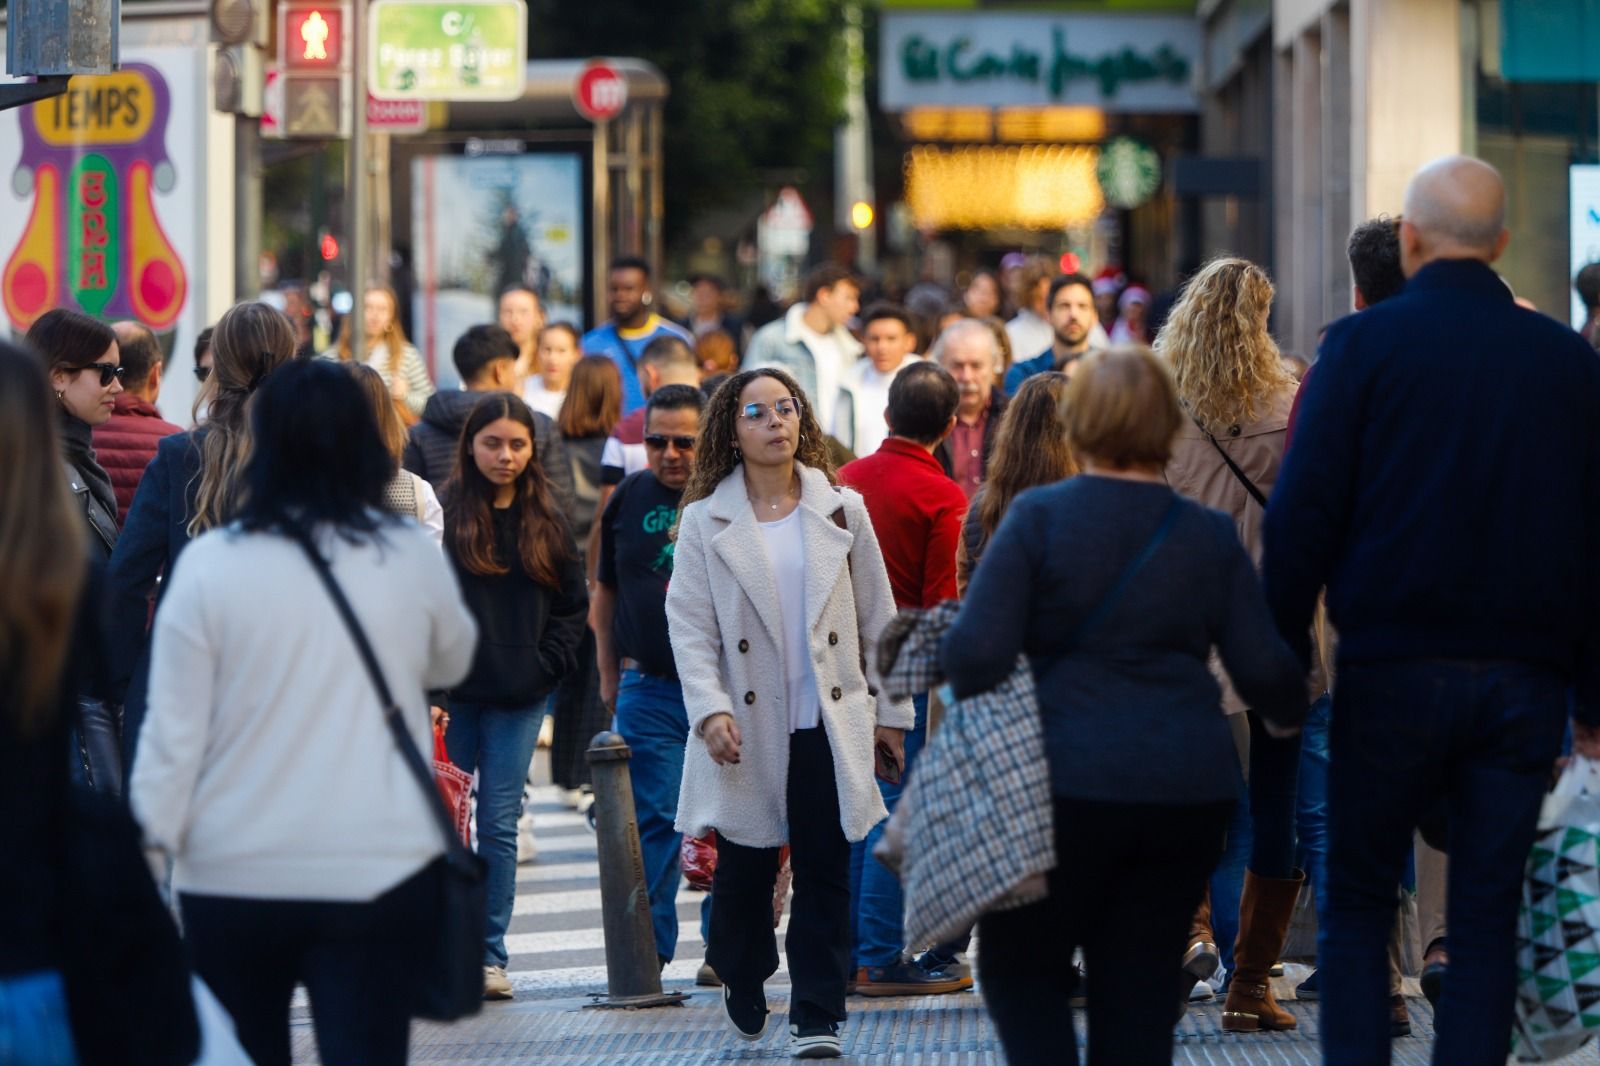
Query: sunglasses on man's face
644 434 696 451
194 364 212 383
81 363 125 387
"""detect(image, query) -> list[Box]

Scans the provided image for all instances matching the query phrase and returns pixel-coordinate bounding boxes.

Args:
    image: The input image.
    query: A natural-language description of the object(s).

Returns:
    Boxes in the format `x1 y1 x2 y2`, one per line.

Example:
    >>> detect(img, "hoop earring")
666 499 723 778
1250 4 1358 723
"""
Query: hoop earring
799 434 806 446
733 446 743 462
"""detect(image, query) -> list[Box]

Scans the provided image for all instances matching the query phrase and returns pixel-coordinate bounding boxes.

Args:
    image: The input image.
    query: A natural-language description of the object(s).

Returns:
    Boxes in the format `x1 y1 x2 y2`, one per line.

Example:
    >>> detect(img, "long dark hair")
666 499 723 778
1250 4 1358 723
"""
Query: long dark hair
445 392 571 585
679 367 836 514
556 354 622 439
0 340 86 735
976 371 1075 537
237 360 392 538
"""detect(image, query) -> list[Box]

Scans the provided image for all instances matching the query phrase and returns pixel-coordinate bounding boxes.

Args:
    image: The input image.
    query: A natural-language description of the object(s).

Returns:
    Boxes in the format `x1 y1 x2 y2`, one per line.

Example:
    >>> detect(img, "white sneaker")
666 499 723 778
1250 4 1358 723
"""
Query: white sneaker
516 813 538 864
1188 980 1214 1002
483 965 513 1000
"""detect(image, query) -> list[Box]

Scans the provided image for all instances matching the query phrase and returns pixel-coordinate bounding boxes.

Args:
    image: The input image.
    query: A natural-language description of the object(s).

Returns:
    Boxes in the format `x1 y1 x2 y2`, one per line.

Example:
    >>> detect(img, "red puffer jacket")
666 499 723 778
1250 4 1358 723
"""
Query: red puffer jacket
92 394 182 525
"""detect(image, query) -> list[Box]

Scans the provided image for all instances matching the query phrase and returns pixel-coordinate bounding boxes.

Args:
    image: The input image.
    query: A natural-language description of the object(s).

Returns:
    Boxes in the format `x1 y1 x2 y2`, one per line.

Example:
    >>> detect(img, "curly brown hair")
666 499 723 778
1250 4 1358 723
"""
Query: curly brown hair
678 368 837 517
1155 256 1292 432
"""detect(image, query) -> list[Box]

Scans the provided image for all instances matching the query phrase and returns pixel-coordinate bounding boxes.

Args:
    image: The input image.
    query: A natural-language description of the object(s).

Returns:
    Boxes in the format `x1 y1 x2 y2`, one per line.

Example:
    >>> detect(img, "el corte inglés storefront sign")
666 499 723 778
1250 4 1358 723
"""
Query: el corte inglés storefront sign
880 13 1201 113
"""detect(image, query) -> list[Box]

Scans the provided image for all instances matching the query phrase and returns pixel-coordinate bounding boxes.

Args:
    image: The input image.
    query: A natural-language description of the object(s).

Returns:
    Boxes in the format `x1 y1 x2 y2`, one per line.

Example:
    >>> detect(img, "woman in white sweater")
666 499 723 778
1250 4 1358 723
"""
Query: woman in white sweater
130 359 477 1066
667 368 913 1060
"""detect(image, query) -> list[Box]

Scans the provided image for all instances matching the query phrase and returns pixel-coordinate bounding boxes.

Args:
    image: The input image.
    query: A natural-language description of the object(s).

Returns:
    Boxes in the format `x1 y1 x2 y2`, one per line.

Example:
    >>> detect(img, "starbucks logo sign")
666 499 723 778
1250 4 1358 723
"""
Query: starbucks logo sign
1097 137 1162 209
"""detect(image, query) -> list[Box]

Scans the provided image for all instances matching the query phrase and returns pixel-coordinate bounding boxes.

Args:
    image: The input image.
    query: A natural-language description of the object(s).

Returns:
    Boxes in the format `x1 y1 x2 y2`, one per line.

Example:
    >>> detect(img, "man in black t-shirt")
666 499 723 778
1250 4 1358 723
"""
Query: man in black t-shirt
593 383 708 974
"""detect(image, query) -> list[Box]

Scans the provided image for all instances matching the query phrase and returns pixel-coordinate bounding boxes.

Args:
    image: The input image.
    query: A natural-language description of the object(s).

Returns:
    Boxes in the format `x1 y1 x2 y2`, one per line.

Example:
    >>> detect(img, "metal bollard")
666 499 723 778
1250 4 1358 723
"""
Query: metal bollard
582 730 690 1009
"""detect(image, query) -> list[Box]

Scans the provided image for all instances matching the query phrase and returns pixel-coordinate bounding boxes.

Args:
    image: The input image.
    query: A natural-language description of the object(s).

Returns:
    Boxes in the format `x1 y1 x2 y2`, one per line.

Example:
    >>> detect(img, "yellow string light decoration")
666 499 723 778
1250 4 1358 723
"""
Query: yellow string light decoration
904 144 1104 230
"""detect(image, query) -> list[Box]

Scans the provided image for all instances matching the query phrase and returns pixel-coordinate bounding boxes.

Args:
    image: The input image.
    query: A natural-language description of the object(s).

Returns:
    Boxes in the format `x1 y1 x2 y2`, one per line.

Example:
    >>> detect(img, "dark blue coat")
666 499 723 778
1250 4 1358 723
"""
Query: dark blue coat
1262 258 1600 721
106 428 203 768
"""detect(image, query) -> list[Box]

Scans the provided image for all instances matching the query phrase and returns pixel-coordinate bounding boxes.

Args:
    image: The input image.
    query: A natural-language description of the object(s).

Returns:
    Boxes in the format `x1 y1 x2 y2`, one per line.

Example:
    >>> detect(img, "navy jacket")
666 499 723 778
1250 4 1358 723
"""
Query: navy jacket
1262 258 1600 721
106 429 203 765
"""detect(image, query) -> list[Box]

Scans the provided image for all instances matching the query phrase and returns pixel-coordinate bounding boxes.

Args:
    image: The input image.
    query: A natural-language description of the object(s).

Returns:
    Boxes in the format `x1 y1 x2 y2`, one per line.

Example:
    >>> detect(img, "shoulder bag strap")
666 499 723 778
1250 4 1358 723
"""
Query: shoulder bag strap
1067 496 1184 651
289 529 468 859
1195 417 1268 508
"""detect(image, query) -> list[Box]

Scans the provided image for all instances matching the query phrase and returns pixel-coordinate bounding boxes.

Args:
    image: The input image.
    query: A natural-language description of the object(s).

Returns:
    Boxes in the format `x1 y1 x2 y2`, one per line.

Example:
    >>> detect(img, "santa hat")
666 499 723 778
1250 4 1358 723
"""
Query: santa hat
1118 285 1151 309
1092 266 1125 297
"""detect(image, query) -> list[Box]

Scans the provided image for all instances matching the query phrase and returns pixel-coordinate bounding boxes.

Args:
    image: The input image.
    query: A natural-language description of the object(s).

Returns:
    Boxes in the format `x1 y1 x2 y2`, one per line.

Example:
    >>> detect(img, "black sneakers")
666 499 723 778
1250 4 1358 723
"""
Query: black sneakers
722 984 769 1041
791 1022 842 1058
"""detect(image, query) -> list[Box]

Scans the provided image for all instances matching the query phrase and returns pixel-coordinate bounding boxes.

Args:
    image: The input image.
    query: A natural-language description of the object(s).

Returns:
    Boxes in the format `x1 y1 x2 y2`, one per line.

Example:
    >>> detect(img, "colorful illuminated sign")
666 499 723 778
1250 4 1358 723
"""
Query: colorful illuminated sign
3 62 188 331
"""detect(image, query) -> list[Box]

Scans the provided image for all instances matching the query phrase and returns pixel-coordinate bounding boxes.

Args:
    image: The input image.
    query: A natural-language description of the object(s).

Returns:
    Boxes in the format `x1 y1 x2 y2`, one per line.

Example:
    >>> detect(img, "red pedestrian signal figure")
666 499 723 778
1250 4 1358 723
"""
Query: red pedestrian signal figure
301 11 330 61
282 4 342 70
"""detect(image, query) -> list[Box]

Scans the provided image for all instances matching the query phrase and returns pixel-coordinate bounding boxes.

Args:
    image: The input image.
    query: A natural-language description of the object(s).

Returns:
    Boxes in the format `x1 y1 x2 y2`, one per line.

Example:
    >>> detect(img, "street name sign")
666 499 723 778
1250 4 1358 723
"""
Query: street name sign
368 0 527 101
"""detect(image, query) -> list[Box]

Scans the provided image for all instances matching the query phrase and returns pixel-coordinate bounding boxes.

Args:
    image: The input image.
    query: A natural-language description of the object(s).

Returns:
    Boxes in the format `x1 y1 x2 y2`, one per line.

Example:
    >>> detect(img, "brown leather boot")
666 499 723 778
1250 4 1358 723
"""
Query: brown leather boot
1221 870 1305 1032
1177 887 1222 1022
1184 887 1220 983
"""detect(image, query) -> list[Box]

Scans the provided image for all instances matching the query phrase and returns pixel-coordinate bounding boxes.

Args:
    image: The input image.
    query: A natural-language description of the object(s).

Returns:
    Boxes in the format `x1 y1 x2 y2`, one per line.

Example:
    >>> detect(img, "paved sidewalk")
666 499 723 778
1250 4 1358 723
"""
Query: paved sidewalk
292 984 1444 1064
288 765 1452 1063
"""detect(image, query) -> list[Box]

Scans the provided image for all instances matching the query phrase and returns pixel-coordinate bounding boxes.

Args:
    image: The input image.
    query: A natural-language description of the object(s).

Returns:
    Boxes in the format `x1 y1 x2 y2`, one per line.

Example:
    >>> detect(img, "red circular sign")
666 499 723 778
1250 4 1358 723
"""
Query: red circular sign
574 62 628 122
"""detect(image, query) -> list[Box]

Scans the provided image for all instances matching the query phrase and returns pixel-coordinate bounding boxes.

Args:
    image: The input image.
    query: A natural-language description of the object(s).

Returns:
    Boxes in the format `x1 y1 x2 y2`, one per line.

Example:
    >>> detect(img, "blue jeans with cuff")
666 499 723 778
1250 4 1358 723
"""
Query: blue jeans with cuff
849 693 927 969
444 699 547 970
612 668 710 962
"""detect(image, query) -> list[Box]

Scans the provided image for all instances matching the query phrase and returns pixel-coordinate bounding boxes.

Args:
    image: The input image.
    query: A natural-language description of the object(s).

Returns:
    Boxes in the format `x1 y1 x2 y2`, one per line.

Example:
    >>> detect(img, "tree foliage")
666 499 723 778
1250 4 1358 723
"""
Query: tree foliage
526 0 848 244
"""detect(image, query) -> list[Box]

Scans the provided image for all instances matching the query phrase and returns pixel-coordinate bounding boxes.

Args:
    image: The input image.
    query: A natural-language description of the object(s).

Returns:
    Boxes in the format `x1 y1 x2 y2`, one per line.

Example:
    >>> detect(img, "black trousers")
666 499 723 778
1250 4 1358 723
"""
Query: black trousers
707 725 852 1028
180 864 434 1066
978 796 1233 1066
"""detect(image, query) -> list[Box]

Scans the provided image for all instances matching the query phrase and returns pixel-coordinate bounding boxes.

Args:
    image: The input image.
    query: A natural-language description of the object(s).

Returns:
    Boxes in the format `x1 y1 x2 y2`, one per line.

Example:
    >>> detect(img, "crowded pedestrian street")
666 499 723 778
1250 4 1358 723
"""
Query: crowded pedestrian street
7 1 1600 1065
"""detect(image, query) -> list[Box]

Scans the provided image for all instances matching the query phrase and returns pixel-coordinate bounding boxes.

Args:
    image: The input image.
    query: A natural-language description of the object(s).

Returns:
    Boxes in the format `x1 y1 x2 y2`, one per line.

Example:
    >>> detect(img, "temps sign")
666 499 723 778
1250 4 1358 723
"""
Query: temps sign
369 0 527 102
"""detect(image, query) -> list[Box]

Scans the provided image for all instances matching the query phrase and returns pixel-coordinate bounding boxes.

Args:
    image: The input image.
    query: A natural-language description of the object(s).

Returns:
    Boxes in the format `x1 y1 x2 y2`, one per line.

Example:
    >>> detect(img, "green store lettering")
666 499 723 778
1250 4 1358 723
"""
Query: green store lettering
901 28 1190 98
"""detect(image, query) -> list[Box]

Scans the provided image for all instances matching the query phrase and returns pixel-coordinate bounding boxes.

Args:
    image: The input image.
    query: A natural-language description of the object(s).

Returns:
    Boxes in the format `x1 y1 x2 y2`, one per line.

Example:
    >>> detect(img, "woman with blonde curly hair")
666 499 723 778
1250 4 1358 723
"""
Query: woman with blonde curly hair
1159 256 1306 1034
667 367 913 1058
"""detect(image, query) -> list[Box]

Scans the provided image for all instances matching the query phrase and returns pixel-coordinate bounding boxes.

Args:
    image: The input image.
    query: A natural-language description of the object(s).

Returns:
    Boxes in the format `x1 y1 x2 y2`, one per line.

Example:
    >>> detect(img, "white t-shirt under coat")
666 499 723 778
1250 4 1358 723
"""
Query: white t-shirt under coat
757 507 822 733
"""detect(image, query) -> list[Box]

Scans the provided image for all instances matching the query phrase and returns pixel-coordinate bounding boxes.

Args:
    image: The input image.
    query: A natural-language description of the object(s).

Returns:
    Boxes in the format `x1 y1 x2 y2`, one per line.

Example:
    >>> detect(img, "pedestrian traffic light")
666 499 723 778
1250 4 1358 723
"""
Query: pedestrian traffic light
274 1 352 139
320 233 340 261
850 201 874 231
281 3 343 71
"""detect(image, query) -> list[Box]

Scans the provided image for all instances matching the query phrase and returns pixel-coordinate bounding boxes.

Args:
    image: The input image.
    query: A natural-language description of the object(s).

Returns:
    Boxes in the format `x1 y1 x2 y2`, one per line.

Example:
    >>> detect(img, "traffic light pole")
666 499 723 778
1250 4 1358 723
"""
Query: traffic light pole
348 0 370 354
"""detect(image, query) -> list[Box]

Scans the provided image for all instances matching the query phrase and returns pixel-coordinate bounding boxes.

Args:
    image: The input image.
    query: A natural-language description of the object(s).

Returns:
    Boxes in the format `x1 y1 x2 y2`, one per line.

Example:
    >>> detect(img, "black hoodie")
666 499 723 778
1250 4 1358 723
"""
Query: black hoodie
402 389 576 518
449 505 588 707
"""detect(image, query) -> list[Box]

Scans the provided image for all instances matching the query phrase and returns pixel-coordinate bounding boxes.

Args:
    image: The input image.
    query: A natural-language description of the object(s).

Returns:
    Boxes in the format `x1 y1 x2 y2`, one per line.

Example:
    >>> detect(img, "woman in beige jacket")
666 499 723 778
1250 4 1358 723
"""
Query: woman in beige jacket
1160 256 1306 1034
667 367 913 1059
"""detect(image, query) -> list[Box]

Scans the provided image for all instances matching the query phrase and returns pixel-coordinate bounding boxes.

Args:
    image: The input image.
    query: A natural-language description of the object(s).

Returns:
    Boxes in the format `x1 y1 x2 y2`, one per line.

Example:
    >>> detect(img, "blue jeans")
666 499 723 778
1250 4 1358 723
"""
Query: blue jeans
0 971 77 1066
1209 783 1250 979
445 699 547 969
612 669 709 962
1321 660 1568 1066
1296 692 1334 935
849 693 927 968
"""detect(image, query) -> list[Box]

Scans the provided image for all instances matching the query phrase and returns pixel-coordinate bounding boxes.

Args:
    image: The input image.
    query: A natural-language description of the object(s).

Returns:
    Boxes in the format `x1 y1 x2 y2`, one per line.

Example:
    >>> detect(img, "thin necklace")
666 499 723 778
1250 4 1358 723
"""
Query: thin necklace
749 476 798 512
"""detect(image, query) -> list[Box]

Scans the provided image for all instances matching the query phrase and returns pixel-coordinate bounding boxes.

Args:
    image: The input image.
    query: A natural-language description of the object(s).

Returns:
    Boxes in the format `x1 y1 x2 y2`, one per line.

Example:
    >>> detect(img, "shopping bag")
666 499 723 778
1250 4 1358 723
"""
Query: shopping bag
682 832 717 891
680 832 789 929
433 726 473 847
1512 756 1600 1061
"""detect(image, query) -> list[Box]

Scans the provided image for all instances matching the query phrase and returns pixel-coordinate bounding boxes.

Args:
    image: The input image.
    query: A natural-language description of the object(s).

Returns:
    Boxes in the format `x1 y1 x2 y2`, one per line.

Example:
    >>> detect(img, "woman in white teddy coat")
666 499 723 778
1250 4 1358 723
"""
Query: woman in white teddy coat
666 368 914 1058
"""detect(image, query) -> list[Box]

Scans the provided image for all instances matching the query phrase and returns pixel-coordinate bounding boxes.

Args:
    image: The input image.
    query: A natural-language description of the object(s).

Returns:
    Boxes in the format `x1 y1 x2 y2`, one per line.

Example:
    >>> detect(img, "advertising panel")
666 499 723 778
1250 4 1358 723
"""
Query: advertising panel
0 47 206 417
410 150 584 386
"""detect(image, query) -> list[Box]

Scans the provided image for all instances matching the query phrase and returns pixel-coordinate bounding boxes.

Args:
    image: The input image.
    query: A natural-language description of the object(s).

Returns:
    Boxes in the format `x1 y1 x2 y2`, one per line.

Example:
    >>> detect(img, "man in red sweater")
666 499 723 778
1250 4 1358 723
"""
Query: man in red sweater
93 321 181 524
837 360 969 996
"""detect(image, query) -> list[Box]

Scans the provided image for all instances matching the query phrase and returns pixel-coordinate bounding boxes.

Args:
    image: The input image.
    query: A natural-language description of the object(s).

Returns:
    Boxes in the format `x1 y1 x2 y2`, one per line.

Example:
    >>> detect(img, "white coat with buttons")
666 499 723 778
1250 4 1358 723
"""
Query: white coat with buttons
667 463 916 848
